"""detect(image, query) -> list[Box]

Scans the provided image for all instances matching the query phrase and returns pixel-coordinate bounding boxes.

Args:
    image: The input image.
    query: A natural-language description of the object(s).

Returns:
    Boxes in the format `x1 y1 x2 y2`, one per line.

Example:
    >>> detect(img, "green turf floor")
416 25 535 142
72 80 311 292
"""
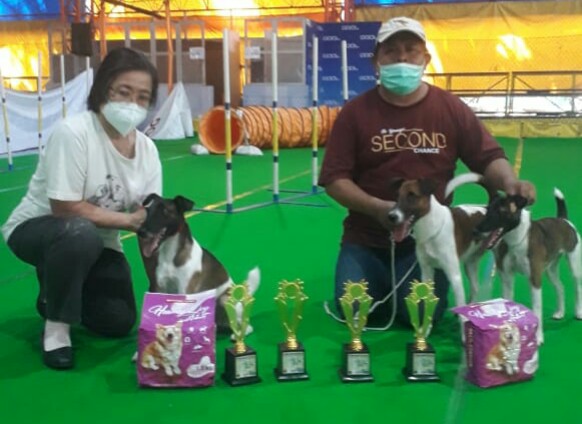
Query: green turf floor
0 137 580 424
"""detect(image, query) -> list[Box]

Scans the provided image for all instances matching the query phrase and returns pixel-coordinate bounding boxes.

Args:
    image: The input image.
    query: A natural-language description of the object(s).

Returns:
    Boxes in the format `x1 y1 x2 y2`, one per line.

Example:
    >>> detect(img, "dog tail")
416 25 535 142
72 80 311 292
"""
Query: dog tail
445 172 484 198
554 188 568 220
245 266 261 295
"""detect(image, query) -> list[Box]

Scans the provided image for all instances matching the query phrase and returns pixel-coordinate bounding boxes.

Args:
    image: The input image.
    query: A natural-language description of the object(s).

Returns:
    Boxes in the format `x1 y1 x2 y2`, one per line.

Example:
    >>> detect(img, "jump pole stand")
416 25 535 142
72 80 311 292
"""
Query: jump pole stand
341 40 348 105
37 52 43 152
60 54 67 118
223 28 234 213
310 35 319 194
0 66 13 171
193 32 327 215
274 34 325 207
86 56 91 94
271 30 280 203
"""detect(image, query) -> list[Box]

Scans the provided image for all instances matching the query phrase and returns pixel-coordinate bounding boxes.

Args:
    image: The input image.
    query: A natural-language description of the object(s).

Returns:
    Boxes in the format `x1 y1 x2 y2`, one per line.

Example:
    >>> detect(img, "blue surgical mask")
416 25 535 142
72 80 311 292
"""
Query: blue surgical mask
379 62 425 96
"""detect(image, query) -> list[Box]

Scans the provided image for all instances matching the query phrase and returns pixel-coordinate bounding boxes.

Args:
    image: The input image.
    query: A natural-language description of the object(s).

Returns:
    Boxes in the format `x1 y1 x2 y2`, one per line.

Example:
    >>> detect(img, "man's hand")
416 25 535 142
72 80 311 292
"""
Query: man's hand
505 180 536 205
483 159 536 206
374 200 397 230
324 178 396 227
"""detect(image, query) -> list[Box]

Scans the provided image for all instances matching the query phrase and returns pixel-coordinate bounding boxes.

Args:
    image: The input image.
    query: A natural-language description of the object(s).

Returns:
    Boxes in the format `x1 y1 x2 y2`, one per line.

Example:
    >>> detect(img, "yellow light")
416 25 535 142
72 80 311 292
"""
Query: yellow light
209 0 261 17
425 41 443 74
498 35 532 61
496 44 509 59
0 47 36 91
106 4 126 18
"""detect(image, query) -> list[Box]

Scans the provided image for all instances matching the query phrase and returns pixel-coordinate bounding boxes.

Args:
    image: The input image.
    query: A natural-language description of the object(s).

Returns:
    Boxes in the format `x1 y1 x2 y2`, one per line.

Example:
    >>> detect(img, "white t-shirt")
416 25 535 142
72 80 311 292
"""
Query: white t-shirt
2 110 162 252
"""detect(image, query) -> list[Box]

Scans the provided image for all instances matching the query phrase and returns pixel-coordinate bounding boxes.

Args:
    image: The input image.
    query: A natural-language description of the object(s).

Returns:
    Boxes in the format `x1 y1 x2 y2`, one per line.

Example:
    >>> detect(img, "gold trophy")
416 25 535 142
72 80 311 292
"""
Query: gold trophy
274 279 309 381
403 280 440 382
339 280 373 382
222 282 261 386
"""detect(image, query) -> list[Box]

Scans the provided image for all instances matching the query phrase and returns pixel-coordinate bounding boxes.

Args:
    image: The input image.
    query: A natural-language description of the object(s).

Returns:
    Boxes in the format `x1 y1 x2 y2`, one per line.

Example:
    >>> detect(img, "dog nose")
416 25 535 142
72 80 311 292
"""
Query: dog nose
387 209 401 224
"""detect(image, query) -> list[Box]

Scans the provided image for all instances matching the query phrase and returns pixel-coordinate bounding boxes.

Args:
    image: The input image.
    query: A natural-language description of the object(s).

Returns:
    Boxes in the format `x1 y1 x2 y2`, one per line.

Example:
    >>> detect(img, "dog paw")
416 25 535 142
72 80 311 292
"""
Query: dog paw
575 311 582 320
552 311 565 320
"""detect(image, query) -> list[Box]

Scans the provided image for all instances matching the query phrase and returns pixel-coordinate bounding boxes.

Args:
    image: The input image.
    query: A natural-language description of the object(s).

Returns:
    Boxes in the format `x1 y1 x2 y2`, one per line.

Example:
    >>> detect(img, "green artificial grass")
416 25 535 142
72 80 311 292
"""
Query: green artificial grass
0 136 580 424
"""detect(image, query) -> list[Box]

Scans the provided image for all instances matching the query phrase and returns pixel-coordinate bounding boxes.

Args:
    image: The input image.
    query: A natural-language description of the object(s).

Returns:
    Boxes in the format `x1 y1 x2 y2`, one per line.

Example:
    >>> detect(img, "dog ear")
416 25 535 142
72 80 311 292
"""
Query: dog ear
142 193 159 207
173 195 195 213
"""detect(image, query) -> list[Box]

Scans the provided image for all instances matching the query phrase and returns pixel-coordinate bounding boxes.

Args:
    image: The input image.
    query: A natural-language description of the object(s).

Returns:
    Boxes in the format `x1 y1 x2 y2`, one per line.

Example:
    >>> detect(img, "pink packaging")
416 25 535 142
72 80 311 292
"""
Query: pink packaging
452 299 539 388
137 290 216 388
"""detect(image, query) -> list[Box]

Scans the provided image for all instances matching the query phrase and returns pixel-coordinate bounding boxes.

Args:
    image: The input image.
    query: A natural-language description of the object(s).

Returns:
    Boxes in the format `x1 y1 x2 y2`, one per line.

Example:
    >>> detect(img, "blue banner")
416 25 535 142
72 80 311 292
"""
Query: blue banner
0 0 60 20
305 21 381 107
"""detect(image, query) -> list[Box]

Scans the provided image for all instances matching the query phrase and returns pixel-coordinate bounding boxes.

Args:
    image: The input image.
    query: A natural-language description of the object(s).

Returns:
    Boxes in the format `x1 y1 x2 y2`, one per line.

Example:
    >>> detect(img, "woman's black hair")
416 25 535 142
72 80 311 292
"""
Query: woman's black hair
87 47 159 113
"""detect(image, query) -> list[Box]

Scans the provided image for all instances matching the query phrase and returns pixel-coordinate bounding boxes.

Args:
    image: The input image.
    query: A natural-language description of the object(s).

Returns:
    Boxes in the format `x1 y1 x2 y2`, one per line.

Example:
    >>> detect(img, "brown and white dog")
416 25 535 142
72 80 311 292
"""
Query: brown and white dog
387 174 498 338
138 194 260 333
474 188 582 345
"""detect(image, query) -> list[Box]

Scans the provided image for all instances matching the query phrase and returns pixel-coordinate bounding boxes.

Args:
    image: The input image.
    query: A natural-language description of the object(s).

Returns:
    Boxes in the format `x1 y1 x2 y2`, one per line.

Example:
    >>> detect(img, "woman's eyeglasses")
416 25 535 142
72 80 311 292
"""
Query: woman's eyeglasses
108 85 152 108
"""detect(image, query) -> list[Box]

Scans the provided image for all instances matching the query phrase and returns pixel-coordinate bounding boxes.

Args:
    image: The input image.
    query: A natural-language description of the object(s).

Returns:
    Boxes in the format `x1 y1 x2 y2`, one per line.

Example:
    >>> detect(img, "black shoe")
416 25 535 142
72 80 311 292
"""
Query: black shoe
41 332 74 370
43 346 74 370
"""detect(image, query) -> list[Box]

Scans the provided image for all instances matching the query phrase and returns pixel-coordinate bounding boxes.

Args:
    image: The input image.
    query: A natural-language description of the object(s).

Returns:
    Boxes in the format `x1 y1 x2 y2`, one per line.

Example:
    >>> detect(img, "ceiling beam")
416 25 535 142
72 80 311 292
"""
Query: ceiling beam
103 0 165 19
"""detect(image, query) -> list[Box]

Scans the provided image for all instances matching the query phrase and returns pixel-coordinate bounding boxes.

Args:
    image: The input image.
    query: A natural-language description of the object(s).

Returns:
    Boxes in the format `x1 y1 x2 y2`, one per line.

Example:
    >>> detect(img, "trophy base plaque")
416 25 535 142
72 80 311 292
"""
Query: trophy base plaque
339 343 373 383
274 342 309 382
403 342 440 382
222 346 262 386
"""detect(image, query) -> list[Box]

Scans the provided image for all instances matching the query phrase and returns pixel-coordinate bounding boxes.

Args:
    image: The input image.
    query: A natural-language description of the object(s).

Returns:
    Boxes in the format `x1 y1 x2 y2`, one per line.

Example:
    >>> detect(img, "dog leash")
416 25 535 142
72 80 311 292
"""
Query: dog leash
323 239 418 331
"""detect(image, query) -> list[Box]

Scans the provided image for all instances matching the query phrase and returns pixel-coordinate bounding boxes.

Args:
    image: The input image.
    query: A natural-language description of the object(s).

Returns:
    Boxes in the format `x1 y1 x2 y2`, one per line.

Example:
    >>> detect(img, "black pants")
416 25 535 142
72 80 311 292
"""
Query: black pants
7 215 136 337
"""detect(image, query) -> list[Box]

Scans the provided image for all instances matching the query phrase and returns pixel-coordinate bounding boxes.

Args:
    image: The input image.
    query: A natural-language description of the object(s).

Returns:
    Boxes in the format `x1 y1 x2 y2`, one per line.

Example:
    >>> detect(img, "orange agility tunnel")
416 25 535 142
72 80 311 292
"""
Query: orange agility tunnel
198 105 342 154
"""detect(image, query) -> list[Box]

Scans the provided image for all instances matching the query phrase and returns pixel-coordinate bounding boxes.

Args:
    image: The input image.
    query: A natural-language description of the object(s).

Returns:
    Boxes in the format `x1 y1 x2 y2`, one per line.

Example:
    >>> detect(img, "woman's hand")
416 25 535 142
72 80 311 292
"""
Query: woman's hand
126 206 147 232
50 199 149 232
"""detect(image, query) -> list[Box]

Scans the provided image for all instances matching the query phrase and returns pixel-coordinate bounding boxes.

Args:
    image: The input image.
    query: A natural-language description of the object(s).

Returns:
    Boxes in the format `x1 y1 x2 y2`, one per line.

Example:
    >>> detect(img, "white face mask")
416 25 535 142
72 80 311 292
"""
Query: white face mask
102 102 148 136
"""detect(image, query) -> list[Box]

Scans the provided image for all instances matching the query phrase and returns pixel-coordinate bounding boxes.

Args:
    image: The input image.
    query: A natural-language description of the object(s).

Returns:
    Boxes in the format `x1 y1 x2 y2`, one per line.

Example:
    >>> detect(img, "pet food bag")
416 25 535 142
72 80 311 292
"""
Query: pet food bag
137 290 216 388
452 298 539 388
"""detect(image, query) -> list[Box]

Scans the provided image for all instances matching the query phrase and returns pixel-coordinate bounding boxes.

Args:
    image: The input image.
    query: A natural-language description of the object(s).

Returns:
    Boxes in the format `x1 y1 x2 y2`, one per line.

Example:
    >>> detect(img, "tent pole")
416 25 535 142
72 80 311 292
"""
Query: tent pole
165 0 173 92
99 0 107 59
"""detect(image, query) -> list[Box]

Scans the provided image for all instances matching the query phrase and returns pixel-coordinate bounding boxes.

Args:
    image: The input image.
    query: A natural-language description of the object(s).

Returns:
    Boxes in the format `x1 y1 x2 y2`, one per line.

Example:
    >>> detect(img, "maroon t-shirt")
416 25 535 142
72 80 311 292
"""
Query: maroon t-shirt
319 85 507 249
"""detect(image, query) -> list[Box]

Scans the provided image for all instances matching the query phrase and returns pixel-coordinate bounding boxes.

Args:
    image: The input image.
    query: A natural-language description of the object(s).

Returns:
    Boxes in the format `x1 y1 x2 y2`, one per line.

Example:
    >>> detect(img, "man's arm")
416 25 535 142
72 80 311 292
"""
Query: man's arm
325 178 395 228
483 158 536 204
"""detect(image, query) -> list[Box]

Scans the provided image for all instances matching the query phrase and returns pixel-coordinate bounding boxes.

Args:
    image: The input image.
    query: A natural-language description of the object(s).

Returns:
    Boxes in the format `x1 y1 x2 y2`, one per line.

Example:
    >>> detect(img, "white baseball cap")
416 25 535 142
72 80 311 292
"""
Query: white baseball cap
376 17 426 44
